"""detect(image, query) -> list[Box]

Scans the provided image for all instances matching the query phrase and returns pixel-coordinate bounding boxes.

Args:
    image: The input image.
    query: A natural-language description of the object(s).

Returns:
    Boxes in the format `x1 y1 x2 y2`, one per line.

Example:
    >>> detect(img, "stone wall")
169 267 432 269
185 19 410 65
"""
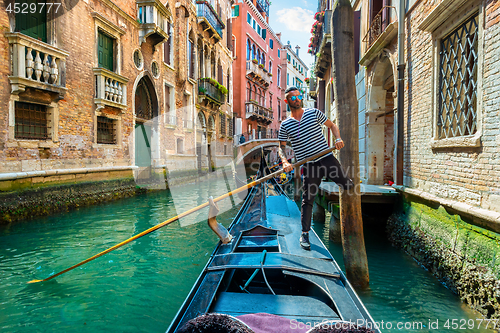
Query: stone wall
402 0 500 214
388 193 500 319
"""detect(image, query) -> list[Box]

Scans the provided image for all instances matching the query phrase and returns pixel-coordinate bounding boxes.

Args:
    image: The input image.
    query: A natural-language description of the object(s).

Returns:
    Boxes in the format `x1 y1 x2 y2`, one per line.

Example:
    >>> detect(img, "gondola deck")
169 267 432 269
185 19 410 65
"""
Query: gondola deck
166 158 380 333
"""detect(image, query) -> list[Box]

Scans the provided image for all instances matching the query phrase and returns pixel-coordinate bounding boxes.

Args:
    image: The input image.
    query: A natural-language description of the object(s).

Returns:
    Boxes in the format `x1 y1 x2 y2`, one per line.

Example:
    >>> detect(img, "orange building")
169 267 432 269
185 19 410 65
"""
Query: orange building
231 0 285 141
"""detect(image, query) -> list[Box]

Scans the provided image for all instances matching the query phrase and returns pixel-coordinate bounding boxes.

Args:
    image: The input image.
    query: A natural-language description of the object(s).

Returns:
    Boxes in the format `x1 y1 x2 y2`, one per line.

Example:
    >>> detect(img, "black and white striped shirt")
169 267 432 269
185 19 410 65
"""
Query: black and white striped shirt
278 108 331 162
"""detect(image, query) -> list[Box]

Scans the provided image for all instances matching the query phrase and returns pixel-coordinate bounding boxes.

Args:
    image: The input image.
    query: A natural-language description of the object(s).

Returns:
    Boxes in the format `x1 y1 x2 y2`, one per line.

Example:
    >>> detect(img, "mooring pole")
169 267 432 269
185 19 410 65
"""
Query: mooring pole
331 0 369 288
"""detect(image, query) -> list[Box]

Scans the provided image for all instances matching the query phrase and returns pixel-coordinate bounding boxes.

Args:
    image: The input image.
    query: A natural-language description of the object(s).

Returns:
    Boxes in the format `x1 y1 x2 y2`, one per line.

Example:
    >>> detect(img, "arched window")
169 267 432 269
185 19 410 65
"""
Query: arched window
269 61 272 74
253 85 257 102
246 40 251 60
261 53 265 66
256 49 260 63
258 88 262 105
251 45 256 60
247 81 252 100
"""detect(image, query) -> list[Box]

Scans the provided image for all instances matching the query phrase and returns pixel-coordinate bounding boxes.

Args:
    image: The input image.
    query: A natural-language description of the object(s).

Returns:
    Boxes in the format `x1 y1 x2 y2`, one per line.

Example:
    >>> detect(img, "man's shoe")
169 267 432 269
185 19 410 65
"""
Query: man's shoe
300 232 311 250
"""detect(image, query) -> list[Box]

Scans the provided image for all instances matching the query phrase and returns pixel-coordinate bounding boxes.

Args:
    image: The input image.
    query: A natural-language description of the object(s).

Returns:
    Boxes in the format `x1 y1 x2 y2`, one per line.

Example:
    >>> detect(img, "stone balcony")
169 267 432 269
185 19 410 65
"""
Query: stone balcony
313 10 332 79
246 60 271 87
245 100 273 125
137 0 171 47
6 32 68 101
94 68 129 111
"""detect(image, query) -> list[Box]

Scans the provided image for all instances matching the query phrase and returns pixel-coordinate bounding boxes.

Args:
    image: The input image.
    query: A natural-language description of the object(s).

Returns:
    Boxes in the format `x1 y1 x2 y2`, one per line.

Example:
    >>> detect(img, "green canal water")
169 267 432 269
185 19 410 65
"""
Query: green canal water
0 178 495 333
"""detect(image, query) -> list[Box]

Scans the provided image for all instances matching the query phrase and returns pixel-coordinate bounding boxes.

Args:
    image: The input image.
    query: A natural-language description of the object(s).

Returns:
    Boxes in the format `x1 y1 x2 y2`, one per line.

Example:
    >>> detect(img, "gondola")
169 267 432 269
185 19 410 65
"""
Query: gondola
166 153 381 333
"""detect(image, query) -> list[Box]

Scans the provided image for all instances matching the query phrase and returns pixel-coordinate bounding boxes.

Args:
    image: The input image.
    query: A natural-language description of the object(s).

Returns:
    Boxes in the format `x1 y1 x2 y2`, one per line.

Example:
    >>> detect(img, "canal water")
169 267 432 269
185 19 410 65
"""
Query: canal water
0 177 494 333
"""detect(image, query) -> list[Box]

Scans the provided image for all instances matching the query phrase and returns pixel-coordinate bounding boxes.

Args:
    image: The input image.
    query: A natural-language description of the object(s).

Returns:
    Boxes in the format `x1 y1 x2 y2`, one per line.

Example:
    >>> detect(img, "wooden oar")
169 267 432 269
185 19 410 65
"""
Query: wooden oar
28 147 336 283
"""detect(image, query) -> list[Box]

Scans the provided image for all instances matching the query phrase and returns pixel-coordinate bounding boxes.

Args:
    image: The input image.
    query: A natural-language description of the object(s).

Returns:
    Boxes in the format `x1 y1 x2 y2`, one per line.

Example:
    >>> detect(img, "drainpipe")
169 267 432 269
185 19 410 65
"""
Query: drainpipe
396 0 405 185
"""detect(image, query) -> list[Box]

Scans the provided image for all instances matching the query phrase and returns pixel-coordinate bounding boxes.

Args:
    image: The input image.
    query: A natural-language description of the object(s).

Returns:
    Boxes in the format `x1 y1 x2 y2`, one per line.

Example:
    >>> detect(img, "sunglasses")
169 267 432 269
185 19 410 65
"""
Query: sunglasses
289 95 303 101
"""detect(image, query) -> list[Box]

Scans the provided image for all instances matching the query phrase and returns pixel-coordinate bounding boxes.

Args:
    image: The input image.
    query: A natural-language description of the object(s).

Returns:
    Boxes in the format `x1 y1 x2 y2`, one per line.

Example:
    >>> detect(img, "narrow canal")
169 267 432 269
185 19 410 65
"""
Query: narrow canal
0 176 494 332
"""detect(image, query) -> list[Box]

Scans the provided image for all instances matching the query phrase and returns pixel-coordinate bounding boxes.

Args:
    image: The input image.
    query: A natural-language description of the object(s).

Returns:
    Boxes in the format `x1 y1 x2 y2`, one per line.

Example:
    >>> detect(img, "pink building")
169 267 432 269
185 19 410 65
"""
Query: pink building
232 0 285 140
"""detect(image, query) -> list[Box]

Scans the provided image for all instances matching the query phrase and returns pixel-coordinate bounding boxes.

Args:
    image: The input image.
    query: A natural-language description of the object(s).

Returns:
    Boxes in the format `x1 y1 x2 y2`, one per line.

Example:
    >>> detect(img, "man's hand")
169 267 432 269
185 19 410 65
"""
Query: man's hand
335 138 344 150
283 161 293 172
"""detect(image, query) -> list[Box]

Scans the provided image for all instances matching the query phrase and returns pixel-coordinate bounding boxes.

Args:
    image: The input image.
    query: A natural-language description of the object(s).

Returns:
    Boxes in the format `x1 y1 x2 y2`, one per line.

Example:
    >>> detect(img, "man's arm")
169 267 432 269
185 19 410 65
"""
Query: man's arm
279 141 293 172
324 119 344 150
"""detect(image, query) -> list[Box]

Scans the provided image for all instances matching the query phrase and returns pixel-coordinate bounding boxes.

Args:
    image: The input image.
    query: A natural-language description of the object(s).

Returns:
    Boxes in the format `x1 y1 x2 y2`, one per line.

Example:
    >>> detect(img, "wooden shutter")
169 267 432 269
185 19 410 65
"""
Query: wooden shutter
262 29 267 40
164 22 171 65
98 31 114 71
218 65 223 85
15 0 47 42
226 19 232 50
233 5 239 17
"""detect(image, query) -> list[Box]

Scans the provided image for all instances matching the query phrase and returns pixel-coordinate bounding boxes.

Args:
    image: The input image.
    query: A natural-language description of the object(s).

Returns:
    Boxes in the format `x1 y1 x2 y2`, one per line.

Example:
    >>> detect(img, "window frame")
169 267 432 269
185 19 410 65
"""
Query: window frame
93 111 121 147
93 13 124 75
428 1 485 149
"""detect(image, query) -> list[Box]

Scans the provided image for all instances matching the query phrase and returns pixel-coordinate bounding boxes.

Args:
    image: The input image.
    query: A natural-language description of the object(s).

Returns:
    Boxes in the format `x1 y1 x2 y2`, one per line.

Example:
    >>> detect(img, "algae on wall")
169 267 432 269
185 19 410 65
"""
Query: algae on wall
387 194 500 319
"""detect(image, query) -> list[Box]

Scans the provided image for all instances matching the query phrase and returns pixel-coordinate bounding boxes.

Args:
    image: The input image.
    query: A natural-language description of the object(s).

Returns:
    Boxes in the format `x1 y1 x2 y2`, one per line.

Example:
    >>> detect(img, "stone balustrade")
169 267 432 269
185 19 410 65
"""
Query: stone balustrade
94 68 129 110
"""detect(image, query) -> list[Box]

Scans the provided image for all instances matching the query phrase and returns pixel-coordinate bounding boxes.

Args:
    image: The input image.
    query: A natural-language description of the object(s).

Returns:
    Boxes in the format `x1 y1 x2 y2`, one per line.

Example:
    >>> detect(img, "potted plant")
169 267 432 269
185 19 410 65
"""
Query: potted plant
258 64 264 69
252 59 258 64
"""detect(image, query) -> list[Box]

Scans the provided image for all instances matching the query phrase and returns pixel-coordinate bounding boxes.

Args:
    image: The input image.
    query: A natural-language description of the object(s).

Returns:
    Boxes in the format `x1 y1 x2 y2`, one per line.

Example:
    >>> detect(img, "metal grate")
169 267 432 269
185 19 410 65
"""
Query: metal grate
228 117 233 137
438 14 478 139
133 50 143 69
220 114 226 135
15 102 49 140
97 116 116 144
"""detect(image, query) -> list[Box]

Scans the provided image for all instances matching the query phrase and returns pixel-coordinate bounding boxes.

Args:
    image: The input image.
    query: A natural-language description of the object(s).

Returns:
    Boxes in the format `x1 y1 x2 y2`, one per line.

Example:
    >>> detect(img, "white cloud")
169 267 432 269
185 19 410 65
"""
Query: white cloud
276 7 315 33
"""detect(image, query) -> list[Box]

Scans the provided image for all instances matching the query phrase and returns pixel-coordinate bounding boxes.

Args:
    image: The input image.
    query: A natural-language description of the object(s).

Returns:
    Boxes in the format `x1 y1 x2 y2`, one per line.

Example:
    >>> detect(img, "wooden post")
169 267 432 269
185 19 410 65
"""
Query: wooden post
331 0 369 288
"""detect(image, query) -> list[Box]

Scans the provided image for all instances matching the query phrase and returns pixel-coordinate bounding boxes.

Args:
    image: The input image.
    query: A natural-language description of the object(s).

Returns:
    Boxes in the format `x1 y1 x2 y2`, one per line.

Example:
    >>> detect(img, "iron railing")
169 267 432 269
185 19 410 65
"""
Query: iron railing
245 101 274 122
363 6 395 48
196 1 224 39
198 78 225 105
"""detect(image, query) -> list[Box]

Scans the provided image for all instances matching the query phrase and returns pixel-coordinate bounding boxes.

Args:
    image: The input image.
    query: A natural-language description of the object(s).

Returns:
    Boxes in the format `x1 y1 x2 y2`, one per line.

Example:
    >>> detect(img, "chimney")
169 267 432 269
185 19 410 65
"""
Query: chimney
276 33 281 41
295 45 300 56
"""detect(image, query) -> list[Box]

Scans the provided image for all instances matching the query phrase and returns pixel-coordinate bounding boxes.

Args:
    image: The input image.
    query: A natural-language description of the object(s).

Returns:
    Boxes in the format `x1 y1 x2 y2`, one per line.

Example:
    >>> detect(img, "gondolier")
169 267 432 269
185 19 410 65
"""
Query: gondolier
278 86 353 250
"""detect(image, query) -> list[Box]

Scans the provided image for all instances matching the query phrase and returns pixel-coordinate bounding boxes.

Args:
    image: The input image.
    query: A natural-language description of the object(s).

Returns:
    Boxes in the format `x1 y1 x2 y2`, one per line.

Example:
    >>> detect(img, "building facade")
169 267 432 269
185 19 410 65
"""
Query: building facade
231 0 285 141
0 0 234 177
312 0 500 318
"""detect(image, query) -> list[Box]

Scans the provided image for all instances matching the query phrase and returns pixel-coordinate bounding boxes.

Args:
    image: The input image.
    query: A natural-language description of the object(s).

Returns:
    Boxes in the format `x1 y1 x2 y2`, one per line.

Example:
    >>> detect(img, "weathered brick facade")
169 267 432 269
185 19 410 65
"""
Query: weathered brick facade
0 0 234 177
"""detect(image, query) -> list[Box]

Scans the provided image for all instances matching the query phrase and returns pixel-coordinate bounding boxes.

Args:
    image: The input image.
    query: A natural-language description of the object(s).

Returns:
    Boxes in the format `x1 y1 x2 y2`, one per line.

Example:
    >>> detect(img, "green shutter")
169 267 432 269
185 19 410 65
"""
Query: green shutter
98 31 114 71
247 13 251 24
233 5 239 17
262 29 267 40
15 0 47 42
270 39 273 49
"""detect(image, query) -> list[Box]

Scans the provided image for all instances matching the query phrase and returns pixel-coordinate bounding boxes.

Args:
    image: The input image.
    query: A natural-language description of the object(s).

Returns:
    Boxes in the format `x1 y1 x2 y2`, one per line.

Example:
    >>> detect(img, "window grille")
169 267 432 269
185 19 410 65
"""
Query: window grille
220 115 226 135
97 116 116 144
438 14 478 139
228 117 233 137
15 102 49 140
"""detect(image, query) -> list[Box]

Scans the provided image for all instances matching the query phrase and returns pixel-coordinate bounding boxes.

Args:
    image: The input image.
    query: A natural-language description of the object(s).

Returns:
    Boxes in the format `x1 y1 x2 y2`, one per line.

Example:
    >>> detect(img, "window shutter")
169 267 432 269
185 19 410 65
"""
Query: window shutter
270 39 273 49
218 65 223 85
15 0 47 42
247 13 251 24
262 29 267 40
98 31 114 71
227 19 232 50
164 23 171 64
233 5 240 17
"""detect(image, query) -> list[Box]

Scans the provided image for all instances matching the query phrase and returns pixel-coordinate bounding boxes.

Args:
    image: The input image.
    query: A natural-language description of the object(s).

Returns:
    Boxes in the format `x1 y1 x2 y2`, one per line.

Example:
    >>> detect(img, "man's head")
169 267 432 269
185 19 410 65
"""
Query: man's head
284 86 303 110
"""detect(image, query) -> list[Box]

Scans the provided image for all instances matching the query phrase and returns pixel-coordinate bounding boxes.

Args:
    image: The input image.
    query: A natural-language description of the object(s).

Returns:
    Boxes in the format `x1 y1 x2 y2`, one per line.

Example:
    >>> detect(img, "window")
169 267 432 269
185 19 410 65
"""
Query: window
232 5 240 17
247 13 251 24
228 117 233 136
269 61 272 74
98 31 114 71
15 102 49 140
269 95 272 109
437 13 479 139
247 81 252 100
164 22 172 65
97 116 116 144
261 29 266 40
188 38 195 79
278 49 280 58
278 99 281 119
277 68 281 87
247 39 251 60
257 25 261 35
177 138 184 154
220 115 226 135
270 39 274 49
287 73 289 85
15 0 47 42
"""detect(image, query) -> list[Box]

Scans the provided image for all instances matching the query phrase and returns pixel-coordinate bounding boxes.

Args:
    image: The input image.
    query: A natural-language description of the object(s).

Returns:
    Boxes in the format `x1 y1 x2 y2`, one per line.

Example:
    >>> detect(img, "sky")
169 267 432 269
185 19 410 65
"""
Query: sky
268 0 318 77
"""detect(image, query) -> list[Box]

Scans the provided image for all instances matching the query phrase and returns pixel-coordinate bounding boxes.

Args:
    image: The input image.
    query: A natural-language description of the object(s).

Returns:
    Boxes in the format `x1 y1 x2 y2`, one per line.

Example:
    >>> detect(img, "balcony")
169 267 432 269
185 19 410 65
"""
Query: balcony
245 101 273 125
359 6 397 66
196 1 225 42
137 0 171 46
198 78 225 106
6 32 68 100
313 10 332 79
246 60 271 87
94 68 129 111
256 0 270 17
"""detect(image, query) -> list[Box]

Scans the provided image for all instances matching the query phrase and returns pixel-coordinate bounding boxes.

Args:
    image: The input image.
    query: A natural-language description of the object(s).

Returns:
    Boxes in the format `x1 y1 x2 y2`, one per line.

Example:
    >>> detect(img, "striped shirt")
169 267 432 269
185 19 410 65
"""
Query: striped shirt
278 108 331 162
